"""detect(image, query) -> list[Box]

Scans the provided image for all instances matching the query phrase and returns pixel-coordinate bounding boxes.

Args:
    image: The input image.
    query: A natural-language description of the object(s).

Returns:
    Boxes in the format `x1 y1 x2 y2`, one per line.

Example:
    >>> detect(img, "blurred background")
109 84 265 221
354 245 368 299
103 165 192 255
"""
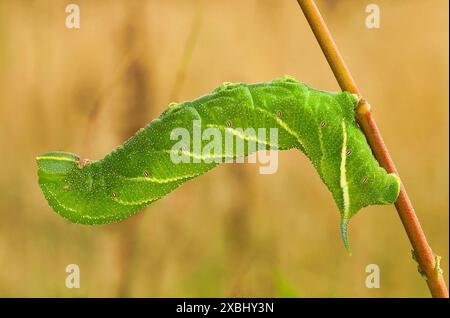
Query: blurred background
0 0 448 297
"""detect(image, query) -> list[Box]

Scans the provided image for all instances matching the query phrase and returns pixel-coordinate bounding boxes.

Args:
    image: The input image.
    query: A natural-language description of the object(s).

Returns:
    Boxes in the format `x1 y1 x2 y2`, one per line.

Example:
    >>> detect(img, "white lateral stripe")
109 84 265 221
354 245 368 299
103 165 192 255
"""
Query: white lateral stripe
120 171 201 184
317 122 325 173
41 184 78 213
113 196 158 206
37 156 76 162
43 184 146 222
206 123 279 149
340 120 350 217
164 149 229 161
254 107 306 149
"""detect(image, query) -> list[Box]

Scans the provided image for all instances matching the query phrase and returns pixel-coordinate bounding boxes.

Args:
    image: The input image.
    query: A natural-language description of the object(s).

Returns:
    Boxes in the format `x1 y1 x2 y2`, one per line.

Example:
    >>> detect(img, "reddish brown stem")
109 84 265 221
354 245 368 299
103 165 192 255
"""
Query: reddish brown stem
297 0 448 297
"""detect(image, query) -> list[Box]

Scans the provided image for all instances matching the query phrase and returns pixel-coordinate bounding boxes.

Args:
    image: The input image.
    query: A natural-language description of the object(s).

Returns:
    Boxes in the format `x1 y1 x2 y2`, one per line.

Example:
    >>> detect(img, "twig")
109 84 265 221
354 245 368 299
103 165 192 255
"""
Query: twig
296 0 448 298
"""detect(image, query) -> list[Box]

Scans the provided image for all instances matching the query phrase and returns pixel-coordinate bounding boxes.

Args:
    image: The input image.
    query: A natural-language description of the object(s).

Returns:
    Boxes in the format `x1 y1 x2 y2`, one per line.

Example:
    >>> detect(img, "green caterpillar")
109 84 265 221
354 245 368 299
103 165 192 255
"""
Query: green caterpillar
36 76 400 251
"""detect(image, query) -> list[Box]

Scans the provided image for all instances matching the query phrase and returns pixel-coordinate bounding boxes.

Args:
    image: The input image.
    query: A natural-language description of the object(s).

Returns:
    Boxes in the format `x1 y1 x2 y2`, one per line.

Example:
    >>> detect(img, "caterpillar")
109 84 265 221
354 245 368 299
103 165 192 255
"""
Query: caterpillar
36 76 400 251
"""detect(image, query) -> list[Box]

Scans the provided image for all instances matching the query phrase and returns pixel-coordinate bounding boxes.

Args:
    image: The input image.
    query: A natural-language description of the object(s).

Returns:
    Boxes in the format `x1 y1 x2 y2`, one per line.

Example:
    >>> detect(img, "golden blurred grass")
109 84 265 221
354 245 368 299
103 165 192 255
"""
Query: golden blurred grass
0 0 448 297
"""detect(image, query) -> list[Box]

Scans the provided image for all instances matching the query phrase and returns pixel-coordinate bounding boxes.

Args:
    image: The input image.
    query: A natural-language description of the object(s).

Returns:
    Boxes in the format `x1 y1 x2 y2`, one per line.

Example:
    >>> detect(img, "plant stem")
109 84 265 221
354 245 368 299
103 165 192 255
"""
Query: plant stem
296 0 448 298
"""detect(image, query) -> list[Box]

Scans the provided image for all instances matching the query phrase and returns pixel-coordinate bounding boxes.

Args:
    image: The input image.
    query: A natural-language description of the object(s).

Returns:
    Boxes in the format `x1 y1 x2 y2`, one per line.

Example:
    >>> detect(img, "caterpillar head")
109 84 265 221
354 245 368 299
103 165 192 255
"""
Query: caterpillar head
36 152 143 224
36 152 96 223
36 152 80 177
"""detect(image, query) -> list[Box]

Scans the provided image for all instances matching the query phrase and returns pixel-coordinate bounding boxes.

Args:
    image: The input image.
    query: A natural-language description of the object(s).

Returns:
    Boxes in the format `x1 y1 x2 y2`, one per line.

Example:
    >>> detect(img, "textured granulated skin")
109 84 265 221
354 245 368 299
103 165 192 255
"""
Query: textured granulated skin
36 76 400 249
